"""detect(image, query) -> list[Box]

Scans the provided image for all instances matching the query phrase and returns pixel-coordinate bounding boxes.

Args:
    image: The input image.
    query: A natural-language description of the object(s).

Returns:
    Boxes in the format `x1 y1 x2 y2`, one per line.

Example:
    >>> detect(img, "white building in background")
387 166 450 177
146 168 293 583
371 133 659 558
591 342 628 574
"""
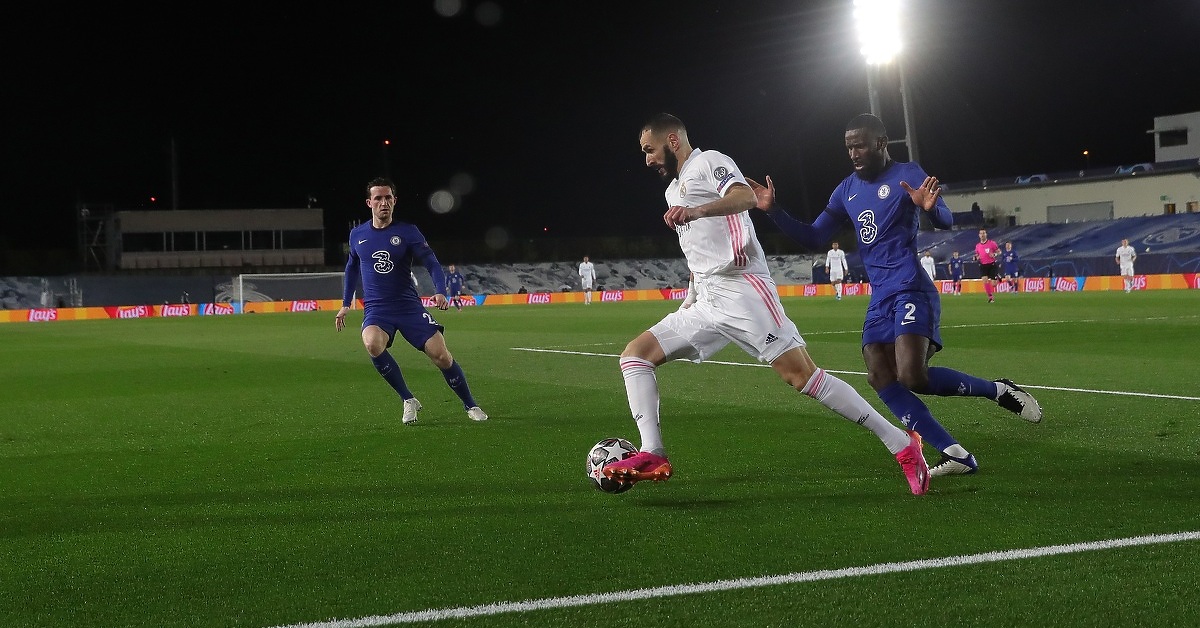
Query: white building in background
942 112 1200 225
1148 111 1200 162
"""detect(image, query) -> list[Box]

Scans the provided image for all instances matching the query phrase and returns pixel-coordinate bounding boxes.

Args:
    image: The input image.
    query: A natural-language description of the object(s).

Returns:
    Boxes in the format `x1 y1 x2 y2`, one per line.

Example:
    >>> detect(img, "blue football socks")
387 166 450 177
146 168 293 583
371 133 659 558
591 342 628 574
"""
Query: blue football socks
878 381 959 452
441 360 478 409
371 351 413 399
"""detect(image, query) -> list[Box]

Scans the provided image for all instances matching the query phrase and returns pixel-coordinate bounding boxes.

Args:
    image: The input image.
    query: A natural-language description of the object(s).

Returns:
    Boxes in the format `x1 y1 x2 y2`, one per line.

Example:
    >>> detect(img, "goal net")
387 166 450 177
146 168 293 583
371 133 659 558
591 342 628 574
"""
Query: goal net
231 272 346 308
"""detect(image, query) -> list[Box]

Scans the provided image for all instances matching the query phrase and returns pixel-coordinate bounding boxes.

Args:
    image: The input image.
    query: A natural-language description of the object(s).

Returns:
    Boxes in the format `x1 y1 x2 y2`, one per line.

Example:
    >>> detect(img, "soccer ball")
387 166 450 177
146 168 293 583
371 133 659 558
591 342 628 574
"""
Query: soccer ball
586 437 638 494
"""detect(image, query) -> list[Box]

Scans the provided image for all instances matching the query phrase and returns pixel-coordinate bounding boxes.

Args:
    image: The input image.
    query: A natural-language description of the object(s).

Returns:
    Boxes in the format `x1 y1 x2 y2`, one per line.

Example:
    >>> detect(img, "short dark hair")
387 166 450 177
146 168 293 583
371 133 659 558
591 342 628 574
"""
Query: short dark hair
366 177 396 198
845 113 887 137
642 113 685 137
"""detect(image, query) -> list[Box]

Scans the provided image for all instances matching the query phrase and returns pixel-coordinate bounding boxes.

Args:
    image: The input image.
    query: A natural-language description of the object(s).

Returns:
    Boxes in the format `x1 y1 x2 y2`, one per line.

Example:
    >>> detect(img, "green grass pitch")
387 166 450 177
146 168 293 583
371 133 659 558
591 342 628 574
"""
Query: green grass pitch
2 290 1198 627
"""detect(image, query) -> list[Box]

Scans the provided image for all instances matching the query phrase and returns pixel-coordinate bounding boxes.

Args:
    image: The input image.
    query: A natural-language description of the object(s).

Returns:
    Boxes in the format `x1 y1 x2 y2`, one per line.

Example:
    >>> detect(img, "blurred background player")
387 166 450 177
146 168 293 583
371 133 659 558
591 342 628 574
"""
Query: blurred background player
975 229 1001 303
826 241 848 300
446 264 466 310
948 251 964 295
578 255 597 304
605 113 929 495
920 249 937 283
1001 241 1020 292
336 177 488 425
1115 238 1137 292
750 113 1042 478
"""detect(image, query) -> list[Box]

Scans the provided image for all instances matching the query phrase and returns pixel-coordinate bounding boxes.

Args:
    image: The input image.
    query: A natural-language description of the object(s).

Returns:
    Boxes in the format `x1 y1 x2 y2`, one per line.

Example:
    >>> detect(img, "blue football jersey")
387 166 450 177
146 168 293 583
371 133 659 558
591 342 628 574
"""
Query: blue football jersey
1002 249 1020 273
447 271 465 294
823 161 952 301
342 221 446 308
949 257 965 279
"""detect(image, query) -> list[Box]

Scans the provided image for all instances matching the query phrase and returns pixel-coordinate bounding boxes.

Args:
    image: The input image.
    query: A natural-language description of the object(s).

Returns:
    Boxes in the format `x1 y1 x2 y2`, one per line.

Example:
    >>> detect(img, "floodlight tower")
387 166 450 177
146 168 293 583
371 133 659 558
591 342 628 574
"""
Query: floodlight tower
854 0 919 164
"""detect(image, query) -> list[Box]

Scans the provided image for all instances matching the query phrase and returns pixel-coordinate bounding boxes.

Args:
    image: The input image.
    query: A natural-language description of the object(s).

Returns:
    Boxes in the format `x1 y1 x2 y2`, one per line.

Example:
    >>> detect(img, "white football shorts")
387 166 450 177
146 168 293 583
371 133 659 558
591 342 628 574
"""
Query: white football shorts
649 272 803 364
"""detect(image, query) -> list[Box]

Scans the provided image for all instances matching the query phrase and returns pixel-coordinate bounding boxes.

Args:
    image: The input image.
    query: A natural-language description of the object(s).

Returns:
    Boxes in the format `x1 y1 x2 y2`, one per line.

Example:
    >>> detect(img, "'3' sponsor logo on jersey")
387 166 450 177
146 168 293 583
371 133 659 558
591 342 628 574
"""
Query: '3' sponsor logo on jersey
856 210 879 244
371 250 395 274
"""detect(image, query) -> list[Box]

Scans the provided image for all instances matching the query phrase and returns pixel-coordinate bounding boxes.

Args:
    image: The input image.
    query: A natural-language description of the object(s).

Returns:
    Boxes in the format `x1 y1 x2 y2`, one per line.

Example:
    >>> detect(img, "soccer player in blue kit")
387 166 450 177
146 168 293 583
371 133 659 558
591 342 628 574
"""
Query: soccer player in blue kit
335 177 487 425
1001 242 1020 292
947 251 964 295
446 264 466 310
748 114 1042 476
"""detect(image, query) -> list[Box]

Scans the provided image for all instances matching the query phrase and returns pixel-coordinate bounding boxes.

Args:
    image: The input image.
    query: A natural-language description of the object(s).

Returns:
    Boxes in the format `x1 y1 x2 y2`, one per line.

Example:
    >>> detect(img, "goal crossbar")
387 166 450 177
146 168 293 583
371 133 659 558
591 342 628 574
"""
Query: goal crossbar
234 272 347 309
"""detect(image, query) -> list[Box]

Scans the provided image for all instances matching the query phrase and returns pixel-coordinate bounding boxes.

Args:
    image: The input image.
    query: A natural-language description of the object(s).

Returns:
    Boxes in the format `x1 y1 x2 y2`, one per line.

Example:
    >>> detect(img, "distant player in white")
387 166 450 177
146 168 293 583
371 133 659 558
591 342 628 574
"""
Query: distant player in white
602 113 929 496
825 241 848 300
920 250 937 283
1115 238 1137 292
578 255 597 304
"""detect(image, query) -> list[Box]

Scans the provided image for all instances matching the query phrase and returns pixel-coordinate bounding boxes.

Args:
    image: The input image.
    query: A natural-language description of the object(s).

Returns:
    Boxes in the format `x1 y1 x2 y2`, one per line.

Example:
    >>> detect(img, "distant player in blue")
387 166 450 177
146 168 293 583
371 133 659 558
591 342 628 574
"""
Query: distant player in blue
747 114 1042 476
1001 241 1020 292
335 177 488 425
947 251 964 295
445 264 466 311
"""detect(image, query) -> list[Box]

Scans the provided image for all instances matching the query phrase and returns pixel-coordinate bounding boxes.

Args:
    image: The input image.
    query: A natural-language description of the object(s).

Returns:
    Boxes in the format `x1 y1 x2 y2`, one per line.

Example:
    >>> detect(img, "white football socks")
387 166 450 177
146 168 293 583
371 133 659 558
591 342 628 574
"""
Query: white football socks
802 368 910 453
620 357 665 454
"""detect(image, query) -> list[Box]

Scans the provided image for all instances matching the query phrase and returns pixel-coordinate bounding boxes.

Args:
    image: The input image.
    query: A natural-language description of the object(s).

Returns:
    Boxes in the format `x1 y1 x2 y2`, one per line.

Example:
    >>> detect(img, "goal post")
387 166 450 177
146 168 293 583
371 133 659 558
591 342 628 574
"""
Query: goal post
232 272 347 310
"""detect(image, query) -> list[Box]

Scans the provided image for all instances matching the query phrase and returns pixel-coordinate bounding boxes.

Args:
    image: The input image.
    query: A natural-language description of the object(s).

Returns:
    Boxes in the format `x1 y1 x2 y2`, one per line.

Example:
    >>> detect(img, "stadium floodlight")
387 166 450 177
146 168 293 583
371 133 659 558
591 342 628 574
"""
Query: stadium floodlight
853 0 919 163
854 0 901 66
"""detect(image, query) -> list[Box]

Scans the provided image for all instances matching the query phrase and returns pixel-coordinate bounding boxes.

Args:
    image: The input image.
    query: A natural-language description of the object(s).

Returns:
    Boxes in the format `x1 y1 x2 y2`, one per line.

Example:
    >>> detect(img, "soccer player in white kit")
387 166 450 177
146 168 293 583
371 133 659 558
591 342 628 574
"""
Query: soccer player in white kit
579 255 597 304
1115 238 1137 292
602 113 929 495
826 241 848 300
920 250 937 283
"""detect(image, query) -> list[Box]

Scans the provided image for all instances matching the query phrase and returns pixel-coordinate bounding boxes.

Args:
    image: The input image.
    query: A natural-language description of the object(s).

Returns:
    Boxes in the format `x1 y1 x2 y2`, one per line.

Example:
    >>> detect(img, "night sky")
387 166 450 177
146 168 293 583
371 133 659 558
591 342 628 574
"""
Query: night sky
6 1 1199 253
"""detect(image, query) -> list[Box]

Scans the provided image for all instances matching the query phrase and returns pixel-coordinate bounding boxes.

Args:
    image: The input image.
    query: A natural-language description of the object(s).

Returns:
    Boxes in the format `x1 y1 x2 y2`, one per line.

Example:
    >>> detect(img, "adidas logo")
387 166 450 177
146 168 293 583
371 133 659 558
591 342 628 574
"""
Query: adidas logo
765 333 779 344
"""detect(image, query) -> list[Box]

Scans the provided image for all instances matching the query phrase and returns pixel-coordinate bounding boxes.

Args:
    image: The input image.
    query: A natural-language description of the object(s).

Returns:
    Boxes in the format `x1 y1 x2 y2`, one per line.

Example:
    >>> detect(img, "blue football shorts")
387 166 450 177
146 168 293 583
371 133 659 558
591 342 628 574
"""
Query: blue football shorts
862 290 943 351
363 305 445 351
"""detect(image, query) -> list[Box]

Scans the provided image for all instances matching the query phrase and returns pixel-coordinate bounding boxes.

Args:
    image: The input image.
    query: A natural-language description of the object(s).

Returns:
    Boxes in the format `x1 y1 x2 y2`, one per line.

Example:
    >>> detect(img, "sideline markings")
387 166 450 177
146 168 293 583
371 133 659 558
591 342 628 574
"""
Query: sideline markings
510 347 1200 401
267 531 1200 628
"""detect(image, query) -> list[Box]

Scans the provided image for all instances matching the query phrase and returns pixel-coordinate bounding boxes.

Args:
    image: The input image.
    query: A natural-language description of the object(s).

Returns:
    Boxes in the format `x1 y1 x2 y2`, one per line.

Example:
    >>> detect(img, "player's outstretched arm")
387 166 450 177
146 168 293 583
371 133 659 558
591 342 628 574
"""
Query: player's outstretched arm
747 176 776 211
748 175 833 250
900 176 941 210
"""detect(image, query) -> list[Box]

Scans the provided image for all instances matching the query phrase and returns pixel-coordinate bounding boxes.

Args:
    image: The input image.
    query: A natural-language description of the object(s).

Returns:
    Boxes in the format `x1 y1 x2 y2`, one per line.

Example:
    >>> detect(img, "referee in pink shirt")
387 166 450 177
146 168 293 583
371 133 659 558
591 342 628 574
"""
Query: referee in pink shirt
974 229 1001 303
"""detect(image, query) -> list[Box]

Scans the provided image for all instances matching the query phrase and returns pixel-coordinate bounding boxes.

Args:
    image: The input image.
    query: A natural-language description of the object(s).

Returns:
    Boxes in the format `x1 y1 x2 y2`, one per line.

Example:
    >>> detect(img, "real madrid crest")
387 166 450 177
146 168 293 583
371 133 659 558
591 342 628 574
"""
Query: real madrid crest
390 236 401 246
877 184 890 199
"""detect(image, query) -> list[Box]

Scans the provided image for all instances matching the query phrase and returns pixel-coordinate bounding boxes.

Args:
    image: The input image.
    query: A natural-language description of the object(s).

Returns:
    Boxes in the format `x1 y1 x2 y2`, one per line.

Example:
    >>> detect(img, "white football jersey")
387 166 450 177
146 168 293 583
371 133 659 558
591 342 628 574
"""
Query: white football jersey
920 255 937 279
579 261 596 284
664 148 767 278
826 249 847 272
1115 245 1137 265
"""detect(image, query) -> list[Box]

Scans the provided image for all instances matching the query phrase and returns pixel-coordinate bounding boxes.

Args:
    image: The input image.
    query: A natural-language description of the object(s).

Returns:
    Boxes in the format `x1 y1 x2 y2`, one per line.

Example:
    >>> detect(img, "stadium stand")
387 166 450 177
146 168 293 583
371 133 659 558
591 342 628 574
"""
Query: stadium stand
834 213 1200 280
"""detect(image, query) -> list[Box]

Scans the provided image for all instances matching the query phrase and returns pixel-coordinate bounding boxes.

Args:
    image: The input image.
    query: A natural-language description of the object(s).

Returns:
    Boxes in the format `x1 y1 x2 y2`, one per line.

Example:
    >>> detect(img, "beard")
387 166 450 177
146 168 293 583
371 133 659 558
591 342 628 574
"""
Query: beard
655 146 679 182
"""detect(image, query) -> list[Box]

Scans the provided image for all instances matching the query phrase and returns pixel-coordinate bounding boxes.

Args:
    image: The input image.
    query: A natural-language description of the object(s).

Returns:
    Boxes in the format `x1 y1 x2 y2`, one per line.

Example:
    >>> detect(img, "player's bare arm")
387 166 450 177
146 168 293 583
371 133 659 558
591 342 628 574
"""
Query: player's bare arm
746 176 776 211
900 176 941 211
334 306 349 331
662 184 756 228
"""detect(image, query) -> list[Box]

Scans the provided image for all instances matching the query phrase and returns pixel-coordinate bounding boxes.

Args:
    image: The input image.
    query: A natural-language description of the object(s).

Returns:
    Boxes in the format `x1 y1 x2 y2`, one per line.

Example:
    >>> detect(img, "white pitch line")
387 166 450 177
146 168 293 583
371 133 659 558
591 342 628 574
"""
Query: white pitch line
510 347 1200 401
266 531 1200 628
